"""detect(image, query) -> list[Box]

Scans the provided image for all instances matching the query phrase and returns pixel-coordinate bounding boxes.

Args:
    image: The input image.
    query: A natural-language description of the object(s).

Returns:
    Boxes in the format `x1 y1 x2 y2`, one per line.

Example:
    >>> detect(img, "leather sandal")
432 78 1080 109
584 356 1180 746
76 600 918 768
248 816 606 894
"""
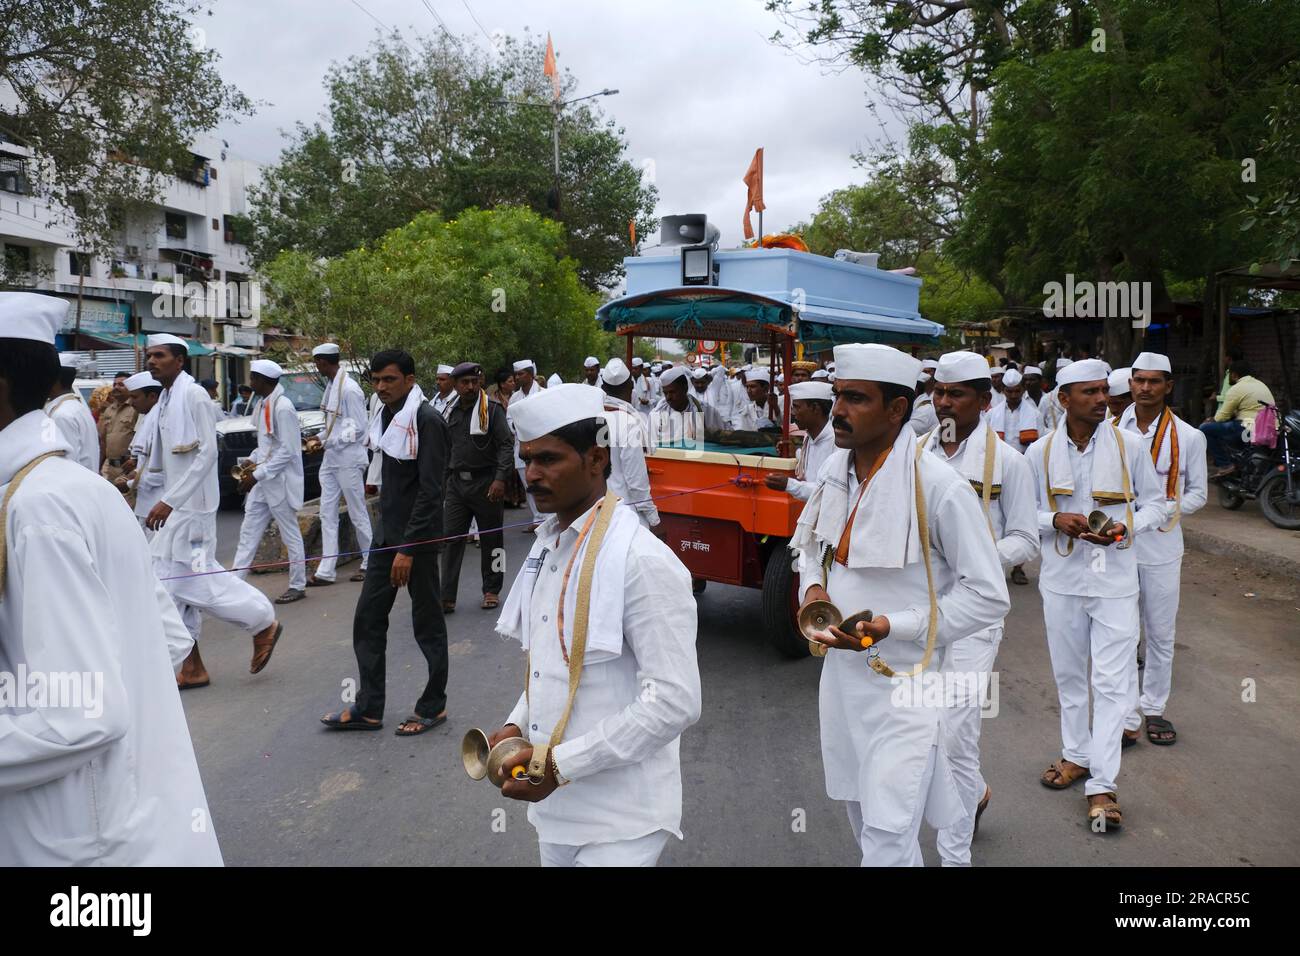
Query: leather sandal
1041 758 1088 789
1087 792 1123 831
1145 715 1177 745
250 622 284 674
1121 728 1140 748
481 593 500 610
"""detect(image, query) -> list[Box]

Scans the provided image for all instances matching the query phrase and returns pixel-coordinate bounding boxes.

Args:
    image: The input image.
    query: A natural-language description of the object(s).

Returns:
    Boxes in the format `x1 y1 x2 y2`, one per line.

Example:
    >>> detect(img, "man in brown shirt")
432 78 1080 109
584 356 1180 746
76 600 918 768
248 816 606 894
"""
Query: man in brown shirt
99 371 138 484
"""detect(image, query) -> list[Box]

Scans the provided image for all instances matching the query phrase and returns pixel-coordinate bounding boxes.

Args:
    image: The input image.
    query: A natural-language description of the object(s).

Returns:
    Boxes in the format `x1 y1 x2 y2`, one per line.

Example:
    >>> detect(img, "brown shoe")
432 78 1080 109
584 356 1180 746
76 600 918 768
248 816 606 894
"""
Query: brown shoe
250 621 284 674
177 644 210 690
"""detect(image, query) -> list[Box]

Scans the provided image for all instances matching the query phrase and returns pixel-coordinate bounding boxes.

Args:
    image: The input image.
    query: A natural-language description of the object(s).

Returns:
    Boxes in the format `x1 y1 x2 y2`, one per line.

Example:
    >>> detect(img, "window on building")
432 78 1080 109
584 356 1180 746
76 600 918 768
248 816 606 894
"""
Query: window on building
4 244 33 276
212 217 220 230
68 251 89 276
0 157 31 195
165 212 187 239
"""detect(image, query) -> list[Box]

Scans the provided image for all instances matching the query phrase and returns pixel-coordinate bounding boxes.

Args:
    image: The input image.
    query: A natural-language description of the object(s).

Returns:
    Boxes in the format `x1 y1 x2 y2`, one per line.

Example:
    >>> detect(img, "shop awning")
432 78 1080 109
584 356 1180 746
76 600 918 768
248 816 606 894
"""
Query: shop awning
83 331 215 356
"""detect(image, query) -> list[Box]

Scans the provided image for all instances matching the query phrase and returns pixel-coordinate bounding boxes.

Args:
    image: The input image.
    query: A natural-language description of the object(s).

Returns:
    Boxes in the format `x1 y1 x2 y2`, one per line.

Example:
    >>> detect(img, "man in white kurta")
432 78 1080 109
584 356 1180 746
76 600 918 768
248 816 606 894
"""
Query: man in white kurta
511 359 546 529
989 369 1041 455
908 372 940 435
1037 359 1070 435
232 360 308 600
44 353 99 471
123 371 165 535
793 344 1009 867
735 368 781 431
1025 359 1166 829
1119 352 1207 746
648 365 725 448
0 294 222 865
599 358 660 529
491 384 701 866
765 380 835 501
309 343 373 585
142 335 280 688
920 351 1039 866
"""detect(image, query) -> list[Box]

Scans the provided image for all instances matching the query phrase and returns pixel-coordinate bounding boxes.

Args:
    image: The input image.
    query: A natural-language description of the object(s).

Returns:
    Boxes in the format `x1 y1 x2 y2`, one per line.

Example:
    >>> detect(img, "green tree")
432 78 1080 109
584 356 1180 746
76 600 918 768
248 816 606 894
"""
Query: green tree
249 31 655 289
258 206 604 389
0 0 251 266
948 0 1300 360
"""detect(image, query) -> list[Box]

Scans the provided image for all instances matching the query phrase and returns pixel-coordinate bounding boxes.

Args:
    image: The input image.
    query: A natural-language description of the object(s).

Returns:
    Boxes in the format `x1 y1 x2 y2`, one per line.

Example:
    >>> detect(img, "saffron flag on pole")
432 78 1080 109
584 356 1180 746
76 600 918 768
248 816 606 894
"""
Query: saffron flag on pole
742 147 765 240
544 33 561 101
629 218 637 249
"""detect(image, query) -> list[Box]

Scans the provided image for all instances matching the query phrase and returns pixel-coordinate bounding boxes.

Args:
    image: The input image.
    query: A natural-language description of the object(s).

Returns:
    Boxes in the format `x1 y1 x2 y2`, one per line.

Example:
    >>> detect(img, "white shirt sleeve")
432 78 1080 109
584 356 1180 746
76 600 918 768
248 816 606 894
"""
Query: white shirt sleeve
994 450 1041 569
551 545 702 781
619 419 659 527
1180 426 1209 517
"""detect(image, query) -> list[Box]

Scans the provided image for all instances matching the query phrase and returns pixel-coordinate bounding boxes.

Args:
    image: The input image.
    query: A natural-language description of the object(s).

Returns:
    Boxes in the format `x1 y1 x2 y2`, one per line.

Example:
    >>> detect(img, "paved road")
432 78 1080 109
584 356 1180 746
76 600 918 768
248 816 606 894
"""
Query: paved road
193 506 1300 866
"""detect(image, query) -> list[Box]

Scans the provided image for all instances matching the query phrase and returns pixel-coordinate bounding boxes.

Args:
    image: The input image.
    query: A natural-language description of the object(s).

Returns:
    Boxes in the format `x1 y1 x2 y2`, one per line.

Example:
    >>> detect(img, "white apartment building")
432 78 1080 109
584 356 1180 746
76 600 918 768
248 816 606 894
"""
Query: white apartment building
1 126 265 385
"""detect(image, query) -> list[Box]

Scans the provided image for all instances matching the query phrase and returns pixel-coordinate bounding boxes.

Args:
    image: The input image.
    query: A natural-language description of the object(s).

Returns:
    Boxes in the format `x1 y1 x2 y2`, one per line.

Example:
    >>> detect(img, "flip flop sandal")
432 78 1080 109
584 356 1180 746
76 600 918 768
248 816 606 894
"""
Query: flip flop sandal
1121 729 1140 748
1145 715 1177 745
275 589 306 604
394 714 447 737
1041 758 1089 789
349 571 367 582
306 576 334 587
442 602 456 614
320 705 383 731
1087 794 1123 830
1010 567 1029 585
481 594 500 609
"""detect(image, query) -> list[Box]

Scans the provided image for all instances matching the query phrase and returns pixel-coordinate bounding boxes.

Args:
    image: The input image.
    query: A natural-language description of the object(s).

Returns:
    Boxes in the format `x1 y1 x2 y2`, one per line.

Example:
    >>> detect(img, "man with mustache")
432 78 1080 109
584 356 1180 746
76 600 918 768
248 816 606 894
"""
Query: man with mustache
487 383 702 866
1026 359 1166 830
792 344 1009 866
919 351 1038 865
1119 352 1207 747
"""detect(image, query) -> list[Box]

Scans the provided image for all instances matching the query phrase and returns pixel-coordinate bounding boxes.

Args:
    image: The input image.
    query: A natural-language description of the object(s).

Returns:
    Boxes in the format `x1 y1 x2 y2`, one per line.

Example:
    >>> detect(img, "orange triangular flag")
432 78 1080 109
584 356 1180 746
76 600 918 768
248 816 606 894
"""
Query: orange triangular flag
742 148 765 240
543 33 561 101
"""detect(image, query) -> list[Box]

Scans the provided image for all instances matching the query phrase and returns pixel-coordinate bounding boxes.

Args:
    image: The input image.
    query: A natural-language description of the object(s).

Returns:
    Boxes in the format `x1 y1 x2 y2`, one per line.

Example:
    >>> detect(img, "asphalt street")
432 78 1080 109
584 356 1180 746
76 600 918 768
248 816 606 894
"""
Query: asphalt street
190 505 1300 866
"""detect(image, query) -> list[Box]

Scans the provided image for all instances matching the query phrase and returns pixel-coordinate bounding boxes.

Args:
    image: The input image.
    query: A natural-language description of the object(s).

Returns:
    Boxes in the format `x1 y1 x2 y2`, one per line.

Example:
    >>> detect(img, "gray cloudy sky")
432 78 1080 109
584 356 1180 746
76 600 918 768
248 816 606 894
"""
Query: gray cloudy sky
202 0 903 246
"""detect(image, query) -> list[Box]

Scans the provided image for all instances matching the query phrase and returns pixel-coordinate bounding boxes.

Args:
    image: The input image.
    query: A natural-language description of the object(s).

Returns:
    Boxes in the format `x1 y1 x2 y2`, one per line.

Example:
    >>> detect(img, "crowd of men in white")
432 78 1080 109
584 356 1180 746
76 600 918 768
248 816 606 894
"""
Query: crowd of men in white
0 289 1206 866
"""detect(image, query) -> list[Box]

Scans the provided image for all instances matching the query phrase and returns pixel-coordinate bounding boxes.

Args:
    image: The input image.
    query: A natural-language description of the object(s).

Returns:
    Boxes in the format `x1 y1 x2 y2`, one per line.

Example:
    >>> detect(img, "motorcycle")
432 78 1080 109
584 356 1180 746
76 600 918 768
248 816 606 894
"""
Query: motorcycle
1216 406 1300 530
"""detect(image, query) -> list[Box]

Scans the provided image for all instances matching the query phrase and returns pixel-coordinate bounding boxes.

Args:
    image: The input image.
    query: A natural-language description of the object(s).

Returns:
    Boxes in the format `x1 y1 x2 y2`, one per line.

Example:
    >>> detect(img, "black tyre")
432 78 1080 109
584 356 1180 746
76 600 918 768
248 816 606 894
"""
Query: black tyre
692 578 707 595
1217 484 1244 510
761 544 808 658
1258 473 1300 530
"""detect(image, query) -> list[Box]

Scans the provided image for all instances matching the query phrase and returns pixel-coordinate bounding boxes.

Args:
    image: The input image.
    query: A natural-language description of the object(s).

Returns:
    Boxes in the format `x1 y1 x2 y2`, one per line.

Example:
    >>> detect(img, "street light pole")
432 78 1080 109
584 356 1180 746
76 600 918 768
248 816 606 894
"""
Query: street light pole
498 88 619 185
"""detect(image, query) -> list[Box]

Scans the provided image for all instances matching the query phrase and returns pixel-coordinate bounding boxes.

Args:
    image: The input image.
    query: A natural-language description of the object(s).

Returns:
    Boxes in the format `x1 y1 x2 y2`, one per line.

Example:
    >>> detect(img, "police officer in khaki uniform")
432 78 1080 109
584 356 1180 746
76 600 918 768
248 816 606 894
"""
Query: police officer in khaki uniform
98 371 138 485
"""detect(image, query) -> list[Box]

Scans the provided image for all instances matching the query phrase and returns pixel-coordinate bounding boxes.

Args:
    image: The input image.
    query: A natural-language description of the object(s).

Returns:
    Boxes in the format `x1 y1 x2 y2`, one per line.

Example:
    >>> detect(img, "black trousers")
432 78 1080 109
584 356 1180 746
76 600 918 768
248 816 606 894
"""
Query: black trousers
439 473 505 600
352 549 448 720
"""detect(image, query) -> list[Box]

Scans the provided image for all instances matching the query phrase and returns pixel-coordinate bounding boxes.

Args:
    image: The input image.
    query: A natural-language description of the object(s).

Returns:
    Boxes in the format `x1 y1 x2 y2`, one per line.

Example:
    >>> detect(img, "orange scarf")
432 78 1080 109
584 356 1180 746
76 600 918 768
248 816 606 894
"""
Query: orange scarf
1151 406 1179 500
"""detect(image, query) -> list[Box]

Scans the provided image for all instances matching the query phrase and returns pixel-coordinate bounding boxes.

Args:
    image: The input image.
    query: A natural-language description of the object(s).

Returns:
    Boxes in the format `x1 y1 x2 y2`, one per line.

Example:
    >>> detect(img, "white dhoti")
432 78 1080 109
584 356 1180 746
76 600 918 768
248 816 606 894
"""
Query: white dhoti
935 625 1002 866
538 829 670 868
820 648 965 867
232 492 308 591
156 556 276 641
1126 558 1181 730
1042 590 1139 796
314 462 372 581
845 744 941 867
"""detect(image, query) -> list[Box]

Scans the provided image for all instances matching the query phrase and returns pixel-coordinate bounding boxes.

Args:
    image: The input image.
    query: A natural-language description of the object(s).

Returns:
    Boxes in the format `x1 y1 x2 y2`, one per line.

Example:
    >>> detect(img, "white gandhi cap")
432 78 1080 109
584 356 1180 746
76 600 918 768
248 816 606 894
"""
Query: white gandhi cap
312 343 341 357
250 359 284 379
508 383 605 443
0 292 67 344
935 351 992 384
832 343 922 388
1132 352 1172 373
